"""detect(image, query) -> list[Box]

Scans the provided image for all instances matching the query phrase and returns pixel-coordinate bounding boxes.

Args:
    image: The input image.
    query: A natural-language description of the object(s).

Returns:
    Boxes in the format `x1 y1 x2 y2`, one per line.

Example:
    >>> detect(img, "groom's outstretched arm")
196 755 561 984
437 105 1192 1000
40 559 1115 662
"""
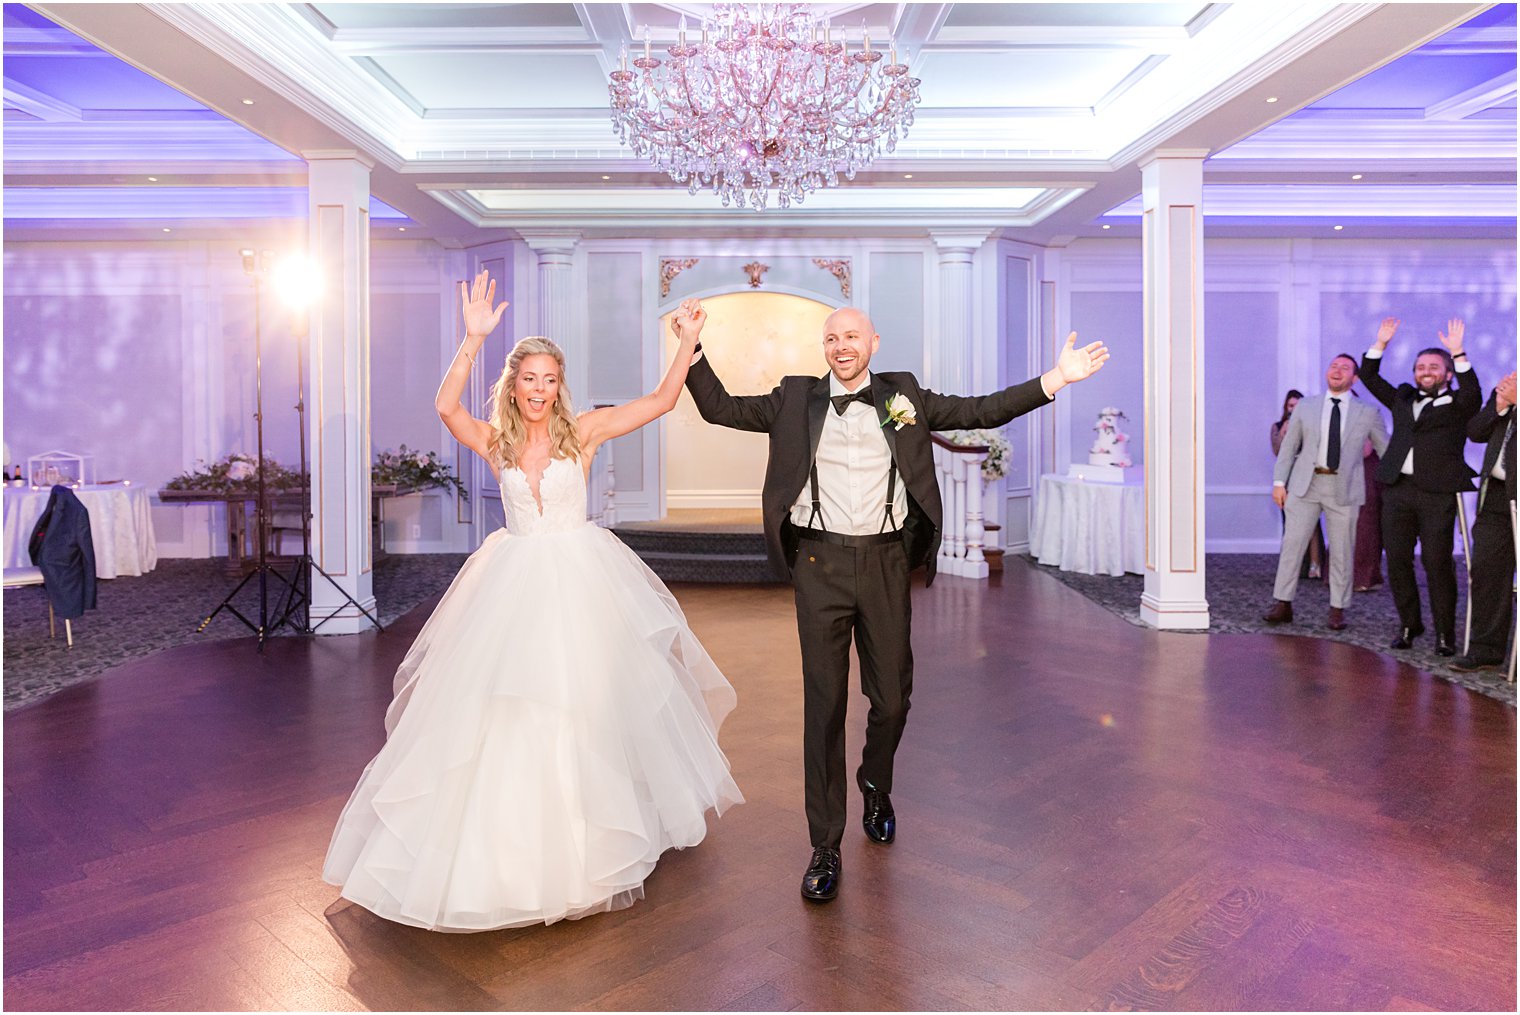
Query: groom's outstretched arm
685 355 784 433
922 331 1109 430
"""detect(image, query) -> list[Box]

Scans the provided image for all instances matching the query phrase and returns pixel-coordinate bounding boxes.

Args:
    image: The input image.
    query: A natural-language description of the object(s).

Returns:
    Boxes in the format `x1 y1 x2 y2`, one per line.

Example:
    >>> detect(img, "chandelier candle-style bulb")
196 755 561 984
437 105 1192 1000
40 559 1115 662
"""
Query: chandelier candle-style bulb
608 2 921 211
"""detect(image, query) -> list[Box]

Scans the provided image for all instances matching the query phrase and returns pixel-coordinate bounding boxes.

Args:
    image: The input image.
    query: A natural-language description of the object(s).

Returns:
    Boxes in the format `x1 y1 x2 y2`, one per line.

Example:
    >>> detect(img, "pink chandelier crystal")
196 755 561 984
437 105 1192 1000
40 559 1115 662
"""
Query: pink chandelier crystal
608 3 922 211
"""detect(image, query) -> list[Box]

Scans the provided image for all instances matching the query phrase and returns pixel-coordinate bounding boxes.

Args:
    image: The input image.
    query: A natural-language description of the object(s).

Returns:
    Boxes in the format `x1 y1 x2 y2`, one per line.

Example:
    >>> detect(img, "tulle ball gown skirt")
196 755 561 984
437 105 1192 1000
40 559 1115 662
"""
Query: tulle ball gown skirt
322 523 743 932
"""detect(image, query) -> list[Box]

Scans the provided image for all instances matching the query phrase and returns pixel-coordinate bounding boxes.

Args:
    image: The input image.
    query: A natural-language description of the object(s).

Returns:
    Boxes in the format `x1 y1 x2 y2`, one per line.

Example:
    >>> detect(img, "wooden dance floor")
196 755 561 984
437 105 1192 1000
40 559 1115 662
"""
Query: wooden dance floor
5 558 1515 1011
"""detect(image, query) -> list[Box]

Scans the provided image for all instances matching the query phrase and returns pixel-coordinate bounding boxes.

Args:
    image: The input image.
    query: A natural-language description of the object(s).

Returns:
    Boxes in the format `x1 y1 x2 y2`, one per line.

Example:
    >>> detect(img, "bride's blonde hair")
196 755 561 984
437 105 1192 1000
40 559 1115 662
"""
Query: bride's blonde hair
486 337 582 469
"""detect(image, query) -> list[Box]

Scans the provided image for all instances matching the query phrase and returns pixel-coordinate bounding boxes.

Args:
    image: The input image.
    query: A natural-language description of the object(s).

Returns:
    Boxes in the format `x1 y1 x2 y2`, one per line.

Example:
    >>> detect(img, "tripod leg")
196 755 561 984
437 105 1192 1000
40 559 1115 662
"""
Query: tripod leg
307 559 385 634
199 567 261 633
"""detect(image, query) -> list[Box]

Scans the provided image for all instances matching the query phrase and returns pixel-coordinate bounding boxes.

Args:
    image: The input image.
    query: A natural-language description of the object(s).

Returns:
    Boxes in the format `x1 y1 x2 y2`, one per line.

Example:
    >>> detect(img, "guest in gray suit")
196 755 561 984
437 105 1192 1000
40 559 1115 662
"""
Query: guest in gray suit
1264 353 1390 630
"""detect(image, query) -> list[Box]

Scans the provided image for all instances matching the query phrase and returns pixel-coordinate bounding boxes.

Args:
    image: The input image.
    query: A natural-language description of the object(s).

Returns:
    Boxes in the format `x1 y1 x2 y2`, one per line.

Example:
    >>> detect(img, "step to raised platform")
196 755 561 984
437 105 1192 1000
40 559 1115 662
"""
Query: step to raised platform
612 515 780 584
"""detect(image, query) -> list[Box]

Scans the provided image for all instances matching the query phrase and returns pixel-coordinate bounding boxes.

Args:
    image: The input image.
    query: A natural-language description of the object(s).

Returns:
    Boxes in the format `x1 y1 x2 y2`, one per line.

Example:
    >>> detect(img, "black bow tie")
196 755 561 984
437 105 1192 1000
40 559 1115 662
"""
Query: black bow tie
831 389 874 415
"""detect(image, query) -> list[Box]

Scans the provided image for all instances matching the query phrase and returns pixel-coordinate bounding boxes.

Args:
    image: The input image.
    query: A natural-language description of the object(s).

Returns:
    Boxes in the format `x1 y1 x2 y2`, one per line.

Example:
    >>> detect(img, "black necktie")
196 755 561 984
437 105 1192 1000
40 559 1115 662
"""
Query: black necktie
1327 397 1341 471
831 389 873 415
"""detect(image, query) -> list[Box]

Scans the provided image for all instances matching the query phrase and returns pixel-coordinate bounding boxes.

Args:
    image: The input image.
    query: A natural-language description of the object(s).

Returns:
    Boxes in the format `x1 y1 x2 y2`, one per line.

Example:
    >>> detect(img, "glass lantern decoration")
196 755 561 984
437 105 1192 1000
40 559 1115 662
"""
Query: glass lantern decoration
27 449 94 489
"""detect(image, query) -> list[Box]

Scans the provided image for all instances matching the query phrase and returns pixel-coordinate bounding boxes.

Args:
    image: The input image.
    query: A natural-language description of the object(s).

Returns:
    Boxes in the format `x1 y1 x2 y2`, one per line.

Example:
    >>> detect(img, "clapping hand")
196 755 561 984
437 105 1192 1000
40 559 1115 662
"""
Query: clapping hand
1438 317 1465 357
672 298 707 343
1055 332 1110 384
1374 317 1400 349
460 268 508 339
1496 371 1517 413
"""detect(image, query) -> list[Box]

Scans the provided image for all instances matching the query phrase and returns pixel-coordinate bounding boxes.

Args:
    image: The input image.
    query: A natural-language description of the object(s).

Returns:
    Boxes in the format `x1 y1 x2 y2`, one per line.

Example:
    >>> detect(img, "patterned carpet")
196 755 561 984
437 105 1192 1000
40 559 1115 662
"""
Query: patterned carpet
2 554 466 712
1026 552 1515 707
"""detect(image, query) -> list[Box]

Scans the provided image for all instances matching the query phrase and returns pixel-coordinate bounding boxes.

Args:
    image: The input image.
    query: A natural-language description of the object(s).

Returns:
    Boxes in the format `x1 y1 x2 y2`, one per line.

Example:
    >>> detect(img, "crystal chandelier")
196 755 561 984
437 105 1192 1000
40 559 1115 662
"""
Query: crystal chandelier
607 3 922 211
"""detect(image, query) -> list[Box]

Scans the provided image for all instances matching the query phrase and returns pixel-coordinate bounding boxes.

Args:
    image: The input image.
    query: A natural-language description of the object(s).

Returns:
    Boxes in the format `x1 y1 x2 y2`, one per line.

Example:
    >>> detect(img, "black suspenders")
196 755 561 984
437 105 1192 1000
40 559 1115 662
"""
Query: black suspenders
807 459 899 534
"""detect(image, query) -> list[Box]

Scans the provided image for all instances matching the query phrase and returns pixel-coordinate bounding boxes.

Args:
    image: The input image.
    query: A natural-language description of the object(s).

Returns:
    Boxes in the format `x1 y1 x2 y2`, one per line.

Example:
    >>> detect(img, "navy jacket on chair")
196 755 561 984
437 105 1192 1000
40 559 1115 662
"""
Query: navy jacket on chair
27 485 97 620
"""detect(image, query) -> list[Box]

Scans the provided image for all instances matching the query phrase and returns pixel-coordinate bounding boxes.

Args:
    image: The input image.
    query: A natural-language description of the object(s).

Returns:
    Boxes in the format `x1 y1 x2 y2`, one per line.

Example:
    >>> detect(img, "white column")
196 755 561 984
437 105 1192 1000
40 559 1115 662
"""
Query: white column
519 230 584 404
305 152 376 634
929 230 991 395
1138 149 1209 630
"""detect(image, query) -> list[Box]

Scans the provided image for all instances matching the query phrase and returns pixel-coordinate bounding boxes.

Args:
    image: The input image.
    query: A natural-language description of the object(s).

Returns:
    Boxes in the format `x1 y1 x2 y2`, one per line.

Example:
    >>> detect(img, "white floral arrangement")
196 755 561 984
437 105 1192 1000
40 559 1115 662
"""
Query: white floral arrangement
942 428 1012 481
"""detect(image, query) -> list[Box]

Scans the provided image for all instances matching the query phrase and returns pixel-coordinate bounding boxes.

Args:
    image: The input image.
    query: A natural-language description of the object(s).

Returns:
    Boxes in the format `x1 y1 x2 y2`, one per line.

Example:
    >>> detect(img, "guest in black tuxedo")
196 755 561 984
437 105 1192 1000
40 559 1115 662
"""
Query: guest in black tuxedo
681 303 1108 901
1453 371 1516 672
1360 317 1481 655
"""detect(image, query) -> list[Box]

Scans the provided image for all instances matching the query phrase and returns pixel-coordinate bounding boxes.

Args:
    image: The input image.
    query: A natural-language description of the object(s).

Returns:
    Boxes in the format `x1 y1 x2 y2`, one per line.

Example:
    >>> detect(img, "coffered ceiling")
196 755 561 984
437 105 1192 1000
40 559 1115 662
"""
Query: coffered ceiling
4 2 1515 242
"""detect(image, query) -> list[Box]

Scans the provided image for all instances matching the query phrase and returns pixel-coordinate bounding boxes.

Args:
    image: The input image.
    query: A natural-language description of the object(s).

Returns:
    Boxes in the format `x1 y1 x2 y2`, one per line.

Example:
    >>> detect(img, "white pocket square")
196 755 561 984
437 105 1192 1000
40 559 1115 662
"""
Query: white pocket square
1431 395 1454 407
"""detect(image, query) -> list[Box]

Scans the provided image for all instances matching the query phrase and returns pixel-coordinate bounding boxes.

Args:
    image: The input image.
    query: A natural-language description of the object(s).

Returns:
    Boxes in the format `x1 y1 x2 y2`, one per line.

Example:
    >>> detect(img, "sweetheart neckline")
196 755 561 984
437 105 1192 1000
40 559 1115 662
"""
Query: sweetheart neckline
505 457 578 518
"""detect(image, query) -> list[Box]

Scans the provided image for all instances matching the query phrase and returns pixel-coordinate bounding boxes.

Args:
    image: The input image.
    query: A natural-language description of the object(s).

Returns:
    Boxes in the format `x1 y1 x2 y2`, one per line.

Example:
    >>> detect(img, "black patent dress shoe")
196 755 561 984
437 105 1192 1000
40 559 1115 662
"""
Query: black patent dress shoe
800 846 841 901
861 788 895 844
1389 625 1424 650
1434 636 1457 657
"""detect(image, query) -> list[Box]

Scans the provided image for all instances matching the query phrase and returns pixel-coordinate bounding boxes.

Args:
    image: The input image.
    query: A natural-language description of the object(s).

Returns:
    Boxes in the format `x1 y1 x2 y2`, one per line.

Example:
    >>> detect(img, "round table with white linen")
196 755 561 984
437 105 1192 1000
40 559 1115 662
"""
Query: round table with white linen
1029 473 1145 577
2 483 159 578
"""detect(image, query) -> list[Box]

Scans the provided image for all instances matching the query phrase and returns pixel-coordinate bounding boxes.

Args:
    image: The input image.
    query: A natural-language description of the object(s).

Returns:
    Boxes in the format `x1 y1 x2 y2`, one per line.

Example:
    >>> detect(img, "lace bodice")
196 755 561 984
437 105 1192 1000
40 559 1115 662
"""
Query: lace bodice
499 456 587 536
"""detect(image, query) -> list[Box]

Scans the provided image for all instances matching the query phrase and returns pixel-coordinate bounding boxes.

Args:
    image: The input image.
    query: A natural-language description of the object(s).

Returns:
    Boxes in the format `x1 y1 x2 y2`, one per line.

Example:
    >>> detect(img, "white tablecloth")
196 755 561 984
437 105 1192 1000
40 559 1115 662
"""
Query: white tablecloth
1030 474 1145 576
3 484 158 579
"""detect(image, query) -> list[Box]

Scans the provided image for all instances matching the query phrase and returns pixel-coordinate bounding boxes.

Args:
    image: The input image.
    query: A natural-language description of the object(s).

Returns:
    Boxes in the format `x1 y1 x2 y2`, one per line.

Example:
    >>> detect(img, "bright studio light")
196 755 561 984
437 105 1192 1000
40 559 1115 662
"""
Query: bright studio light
272 255 319 309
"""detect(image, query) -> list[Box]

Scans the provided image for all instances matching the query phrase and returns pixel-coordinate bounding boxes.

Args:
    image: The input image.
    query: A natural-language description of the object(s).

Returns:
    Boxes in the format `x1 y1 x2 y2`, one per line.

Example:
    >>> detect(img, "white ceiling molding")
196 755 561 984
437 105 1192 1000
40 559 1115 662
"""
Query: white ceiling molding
421 182 1090 233
1215 118 1515 159
928 25 1191 53
2 120 302 162
143 2 417 165
3 81 81 122
1425 68 1518 121
328 26 598 55
1104 184 1517 218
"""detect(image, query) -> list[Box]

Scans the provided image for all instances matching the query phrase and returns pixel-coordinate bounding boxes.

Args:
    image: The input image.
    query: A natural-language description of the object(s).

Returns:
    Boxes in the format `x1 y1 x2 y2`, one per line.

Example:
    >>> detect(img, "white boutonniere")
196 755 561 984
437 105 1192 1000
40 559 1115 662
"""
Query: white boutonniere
881 393 918 431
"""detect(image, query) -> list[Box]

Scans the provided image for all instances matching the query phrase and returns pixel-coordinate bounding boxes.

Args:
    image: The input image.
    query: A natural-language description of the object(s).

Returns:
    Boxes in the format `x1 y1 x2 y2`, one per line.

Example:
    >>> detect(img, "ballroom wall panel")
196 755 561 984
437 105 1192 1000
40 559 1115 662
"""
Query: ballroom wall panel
1053 237 1517 553
2 239 478 559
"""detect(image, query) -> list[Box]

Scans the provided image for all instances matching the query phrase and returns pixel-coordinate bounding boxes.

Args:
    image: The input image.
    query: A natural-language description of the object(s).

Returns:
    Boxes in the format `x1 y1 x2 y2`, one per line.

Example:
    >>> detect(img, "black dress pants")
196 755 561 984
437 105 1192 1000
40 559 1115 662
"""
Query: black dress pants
1381 479 1459 639
1467 489 1516 660
792 535 912 849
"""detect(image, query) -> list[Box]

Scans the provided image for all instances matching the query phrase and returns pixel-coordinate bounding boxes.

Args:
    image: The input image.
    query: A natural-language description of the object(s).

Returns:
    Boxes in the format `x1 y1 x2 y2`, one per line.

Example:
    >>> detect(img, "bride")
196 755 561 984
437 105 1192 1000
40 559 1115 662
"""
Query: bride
323 269 741 932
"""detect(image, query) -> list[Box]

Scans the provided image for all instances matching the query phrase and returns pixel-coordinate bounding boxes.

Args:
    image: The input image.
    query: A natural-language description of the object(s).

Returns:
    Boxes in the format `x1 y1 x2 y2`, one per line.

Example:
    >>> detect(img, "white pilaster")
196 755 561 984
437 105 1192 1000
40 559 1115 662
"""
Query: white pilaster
929 230 992 396
1138 150 1210 630
305 152 377 634
519 230 584 405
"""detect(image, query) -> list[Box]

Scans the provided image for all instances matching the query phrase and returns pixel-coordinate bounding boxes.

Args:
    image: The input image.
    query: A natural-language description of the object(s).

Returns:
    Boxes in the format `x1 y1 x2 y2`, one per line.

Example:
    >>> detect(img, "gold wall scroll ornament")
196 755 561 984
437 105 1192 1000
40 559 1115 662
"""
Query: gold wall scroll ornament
742 261 770 288
659 257 698 298
812 258 852 299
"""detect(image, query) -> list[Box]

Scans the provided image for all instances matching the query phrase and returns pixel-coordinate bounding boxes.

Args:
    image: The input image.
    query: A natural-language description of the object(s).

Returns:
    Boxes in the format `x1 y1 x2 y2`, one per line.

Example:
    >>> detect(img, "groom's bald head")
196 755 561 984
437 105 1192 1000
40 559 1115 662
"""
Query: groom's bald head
821 307 880 388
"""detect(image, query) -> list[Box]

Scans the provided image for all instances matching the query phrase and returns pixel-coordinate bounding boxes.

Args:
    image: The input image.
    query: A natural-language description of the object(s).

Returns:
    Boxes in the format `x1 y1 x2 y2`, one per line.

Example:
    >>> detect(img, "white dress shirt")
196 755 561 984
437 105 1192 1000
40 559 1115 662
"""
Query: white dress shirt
1317 393 1351 470
789 373 909 535
1364 346 1471 475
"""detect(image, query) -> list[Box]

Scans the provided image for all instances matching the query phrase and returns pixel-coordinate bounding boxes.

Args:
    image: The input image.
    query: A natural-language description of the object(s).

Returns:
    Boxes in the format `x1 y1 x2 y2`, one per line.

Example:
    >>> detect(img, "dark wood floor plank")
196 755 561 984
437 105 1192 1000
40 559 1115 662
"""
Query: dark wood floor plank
4 559 1514 1011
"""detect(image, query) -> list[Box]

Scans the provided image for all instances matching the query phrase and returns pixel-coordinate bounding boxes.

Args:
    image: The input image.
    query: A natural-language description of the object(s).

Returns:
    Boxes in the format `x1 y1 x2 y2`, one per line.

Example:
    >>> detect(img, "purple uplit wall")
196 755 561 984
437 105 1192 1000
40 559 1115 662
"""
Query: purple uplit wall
1055 237 1517 552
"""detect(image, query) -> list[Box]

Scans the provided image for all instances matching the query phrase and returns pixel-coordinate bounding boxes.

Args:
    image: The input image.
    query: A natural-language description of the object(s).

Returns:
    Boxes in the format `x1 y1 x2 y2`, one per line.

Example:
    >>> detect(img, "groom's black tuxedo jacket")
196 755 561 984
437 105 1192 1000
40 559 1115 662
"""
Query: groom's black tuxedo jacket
1360 353 1480 492
686 356 1052 584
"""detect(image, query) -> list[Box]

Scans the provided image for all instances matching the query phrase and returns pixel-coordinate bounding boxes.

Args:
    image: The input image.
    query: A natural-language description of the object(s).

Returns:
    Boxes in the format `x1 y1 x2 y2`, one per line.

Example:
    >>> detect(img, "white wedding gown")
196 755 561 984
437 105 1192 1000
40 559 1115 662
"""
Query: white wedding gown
323 456 743 932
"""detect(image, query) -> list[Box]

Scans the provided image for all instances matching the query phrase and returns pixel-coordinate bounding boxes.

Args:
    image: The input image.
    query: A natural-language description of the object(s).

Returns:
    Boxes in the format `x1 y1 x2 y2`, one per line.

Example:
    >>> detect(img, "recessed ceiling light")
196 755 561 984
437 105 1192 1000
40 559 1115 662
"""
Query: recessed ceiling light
903 173 914 179
242 98 254 105
1101 224 1111 230
397 226 407 232
1333 225 1344 231
1265 96 1278 103
1351 173 1363 180
147 176 158 182
162 227 172 233
601 175 611 180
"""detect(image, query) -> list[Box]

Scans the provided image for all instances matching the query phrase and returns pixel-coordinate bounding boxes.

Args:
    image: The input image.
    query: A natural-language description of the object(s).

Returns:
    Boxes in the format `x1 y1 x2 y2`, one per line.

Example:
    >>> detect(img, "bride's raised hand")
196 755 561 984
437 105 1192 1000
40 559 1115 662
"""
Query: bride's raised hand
461 268 509 339
672 298 707 343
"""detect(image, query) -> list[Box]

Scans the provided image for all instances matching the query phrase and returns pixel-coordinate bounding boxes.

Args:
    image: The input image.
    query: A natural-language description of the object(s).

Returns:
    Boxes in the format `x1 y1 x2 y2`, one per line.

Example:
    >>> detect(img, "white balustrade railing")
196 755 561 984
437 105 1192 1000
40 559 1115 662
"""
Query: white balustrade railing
586 437 617 528
931 434 990 579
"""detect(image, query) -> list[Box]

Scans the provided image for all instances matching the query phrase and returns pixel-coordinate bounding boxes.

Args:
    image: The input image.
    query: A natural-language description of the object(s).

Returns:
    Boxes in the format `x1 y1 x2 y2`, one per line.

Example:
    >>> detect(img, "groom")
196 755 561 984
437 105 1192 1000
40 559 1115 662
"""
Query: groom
678 303 1108 901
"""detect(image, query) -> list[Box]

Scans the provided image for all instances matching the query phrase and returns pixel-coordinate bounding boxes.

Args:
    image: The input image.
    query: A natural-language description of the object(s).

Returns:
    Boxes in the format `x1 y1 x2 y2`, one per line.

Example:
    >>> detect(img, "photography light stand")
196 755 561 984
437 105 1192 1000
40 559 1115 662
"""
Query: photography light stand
267 304 382 637
201 248 381 647
199 249 288 650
